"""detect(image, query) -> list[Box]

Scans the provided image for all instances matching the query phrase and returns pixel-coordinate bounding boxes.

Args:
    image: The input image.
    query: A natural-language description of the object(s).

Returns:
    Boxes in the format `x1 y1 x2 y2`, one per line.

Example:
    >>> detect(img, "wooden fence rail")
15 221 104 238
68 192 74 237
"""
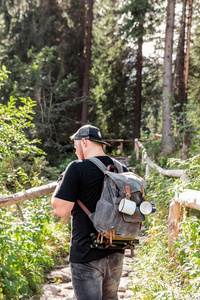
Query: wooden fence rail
134 138 200 254
0 182 56 208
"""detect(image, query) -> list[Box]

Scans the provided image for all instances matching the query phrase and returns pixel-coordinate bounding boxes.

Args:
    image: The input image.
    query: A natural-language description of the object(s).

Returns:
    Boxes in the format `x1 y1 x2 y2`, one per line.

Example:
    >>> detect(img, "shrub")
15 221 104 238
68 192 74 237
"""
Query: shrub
0 196 70 299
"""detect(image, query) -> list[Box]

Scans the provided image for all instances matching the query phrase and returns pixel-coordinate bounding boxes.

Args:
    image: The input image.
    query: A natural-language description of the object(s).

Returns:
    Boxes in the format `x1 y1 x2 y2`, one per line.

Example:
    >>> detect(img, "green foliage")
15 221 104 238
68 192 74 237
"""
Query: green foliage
131 222 171 299
146 173 175 218
120 0 159 38
0 73 70 299
90 0 129 139
190 131 200 156
129 154 146 177
57 153 77 174
131 217 200 299
173 215 200 276
0 197 70 299
0 96 45 193
167 154 200 191
129 144 200 299
0 46 79 165
0 65 10 89
0 0 86 166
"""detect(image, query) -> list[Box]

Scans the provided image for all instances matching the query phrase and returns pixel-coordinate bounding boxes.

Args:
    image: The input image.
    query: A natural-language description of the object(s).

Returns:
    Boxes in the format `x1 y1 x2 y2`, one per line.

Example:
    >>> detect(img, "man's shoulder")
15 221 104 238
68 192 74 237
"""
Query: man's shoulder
70 156 128 172
69 158 94 171
70 156 112 172
72 156 111 164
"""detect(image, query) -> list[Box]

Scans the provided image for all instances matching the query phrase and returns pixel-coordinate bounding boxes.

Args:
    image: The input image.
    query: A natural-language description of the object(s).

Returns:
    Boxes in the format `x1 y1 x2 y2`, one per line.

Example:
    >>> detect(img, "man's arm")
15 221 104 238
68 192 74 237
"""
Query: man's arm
51 180 75 218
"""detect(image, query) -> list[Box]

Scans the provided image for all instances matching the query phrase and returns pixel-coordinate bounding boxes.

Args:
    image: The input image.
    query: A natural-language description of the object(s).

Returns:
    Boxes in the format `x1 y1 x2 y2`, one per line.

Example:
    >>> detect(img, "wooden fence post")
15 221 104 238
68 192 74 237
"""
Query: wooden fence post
134 139 140 161
119 140 123 155
168 200 182 255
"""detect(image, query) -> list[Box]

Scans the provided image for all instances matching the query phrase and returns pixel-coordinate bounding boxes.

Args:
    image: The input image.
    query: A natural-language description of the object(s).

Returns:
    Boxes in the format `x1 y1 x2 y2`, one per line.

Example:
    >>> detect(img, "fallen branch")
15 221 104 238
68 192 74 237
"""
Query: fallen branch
135 139 185 178
145 157 184 178
0 182 57 208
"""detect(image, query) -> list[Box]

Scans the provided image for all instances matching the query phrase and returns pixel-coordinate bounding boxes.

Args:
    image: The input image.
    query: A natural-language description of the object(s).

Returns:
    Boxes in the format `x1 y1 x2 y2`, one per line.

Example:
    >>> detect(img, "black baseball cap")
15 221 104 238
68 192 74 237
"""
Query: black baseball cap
70 125 111 146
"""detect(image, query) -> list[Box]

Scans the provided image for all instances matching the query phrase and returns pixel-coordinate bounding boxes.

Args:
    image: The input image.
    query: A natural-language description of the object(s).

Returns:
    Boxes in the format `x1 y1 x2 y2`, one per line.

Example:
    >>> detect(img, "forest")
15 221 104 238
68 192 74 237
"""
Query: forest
0 0 200 299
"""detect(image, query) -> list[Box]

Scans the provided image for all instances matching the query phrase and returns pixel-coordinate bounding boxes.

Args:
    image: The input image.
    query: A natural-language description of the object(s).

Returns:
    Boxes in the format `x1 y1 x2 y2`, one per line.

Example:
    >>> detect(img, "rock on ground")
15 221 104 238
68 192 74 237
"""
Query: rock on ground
39 248 138 300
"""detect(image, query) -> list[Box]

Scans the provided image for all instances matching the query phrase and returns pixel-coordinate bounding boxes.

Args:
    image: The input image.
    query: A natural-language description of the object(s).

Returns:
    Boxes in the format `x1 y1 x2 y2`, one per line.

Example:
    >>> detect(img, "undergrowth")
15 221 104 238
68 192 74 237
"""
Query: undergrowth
131 216 200 299
129 153 200 299
0 197 70 300
0 88 71 299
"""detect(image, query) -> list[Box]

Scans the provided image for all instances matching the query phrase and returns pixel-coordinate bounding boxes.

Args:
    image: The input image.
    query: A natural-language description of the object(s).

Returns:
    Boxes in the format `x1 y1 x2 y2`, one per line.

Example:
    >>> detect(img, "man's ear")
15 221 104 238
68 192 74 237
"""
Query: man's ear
81 138 87 148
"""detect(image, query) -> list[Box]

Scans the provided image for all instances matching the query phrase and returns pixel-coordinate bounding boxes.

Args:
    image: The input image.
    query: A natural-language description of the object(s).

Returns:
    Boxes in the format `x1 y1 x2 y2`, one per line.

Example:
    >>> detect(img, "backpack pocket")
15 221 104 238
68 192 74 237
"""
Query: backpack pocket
90 199 117 234
122 206 145 223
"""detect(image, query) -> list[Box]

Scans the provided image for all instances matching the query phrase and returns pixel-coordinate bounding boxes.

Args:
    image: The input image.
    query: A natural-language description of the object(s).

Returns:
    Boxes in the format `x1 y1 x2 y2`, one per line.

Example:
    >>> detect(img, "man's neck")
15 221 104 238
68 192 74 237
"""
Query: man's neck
85 150 106 159
84 146 106 158
82 140 107 159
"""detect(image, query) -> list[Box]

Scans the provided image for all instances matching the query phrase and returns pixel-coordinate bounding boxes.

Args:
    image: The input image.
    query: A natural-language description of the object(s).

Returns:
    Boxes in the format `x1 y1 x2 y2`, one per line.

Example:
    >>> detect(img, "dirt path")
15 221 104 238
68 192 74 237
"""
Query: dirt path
40 239 143 300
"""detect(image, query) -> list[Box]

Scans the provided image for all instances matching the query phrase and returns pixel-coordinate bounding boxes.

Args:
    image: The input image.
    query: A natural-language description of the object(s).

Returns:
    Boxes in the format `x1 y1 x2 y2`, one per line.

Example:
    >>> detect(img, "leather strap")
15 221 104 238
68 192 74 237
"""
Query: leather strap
141 185 146 200
125 185 131 199
76 199 91 216
107 164 120 173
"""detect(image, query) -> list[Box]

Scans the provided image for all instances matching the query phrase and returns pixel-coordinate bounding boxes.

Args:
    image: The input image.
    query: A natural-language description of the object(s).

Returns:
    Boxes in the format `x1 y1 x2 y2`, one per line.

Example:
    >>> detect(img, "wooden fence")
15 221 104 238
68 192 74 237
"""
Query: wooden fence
134 138 200 254
104 139 135 154
0 139 199 254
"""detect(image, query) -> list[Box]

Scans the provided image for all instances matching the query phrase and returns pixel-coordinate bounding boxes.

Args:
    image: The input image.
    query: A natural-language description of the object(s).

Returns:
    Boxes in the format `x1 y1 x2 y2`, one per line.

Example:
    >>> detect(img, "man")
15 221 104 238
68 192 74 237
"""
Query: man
51 124 128 300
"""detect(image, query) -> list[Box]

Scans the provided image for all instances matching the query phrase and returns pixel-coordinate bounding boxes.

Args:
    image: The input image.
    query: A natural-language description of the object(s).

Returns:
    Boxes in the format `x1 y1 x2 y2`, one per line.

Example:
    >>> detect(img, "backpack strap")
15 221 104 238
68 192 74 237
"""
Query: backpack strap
77 157 125 215
76 199 91 216
111 157 125 173
87 157 107 172
87 156 124 173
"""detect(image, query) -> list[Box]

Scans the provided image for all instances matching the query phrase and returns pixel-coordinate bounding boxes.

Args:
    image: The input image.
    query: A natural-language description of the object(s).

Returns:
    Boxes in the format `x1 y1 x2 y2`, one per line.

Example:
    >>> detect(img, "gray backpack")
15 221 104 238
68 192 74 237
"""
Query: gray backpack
77 157 147 252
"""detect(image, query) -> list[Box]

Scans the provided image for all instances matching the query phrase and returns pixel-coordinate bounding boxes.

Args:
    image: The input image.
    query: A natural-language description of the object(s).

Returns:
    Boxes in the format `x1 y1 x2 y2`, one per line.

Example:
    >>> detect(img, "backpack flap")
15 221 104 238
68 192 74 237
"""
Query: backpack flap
105 171 146 222
104 170 145 193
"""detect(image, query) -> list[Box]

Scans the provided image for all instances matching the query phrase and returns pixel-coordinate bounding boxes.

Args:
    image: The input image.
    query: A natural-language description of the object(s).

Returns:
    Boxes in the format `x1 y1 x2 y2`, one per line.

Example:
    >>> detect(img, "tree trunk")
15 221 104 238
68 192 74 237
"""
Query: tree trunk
184 0 193 103
162 0 175 155
77 0 86 122
134 36 143 139
182 0 193 160
174 0 187 115
81 0 94 124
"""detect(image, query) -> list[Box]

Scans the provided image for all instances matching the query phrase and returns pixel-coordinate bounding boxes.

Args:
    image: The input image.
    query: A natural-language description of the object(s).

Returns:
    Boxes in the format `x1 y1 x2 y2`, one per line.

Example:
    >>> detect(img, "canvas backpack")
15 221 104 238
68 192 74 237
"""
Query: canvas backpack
77 157 148 254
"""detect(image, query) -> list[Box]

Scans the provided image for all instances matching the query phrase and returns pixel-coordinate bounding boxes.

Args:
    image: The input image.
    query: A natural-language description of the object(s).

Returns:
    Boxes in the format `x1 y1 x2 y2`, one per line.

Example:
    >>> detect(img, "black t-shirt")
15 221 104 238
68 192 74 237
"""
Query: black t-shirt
55 156 127 263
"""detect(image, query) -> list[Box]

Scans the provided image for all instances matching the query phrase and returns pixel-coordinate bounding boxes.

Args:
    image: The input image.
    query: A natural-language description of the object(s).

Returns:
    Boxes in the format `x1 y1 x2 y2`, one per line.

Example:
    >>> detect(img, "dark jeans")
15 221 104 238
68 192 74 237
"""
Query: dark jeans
70 252 124 300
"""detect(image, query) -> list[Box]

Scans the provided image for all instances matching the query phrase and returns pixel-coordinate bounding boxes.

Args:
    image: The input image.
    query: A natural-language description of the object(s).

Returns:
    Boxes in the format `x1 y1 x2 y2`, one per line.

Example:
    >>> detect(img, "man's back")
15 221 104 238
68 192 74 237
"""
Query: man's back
52 124 126 300
55 156 125 263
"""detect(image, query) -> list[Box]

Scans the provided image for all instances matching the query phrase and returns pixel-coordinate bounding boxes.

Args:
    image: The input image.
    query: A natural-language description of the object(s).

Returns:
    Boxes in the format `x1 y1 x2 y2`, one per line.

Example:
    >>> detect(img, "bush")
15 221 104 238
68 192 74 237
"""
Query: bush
0 96 45 193
129 153 200 299
0 197 70 299
131 215 200 299
0 71 71 299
